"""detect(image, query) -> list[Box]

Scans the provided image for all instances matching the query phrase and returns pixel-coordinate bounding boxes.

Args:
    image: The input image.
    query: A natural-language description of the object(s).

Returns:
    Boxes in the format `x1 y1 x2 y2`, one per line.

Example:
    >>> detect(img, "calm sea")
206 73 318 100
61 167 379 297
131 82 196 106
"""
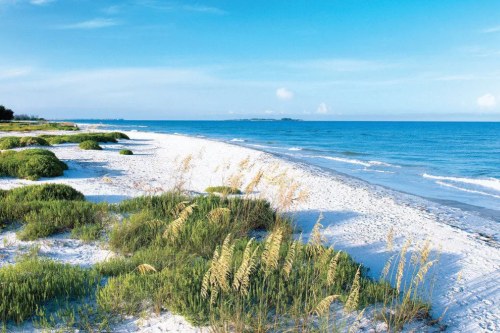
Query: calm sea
71 120 500 221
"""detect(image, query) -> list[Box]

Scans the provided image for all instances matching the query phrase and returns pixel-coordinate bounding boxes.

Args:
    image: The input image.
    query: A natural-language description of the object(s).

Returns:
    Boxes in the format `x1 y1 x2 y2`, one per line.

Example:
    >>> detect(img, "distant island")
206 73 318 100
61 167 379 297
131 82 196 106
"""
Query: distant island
232 117 302 122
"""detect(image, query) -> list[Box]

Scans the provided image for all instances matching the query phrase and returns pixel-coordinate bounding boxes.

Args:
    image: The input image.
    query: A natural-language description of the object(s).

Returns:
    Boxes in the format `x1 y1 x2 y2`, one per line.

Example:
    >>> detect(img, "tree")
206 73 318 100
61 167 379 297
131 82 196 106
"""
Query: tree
0 105 14 121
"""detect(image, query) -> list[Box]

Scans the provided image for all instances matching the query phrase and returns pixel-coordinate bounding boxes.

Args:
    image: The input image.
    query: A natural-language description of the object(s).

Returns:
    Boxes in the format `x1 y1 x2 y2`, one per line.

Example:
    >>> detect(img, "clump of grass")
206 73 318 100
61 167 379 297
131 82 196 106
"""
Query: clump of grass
119 149 133 155
16 201 109 240
0 257 98 324
0 184 108 240
0 149 68 180
0 137 21 149
109 210 166 254
0 136 50 150
206 186 242 195
2 184 84 201
0 121 79 132
79 140 102 150
41 132 129 145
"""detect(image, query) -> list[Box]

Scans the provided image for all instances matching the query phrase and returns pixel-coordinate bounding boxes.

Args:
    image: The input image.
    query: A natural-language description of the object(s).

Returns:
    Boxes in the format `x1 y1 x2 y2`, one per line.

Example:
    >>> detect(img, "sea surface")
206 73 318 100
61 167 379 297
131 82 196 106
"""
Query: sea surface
72 120 500 222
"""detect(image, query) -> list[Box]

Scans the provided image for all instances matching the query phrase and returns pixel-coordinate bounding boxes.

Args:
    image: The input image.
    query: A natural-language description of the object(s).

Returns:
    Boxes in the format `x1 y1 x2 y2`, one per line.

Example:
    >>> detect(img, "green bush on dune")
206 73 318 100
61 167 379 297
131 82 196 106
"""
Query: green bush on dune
205 185 242 195
79 140 102 150
0 257 98 324
2 184 84 201
0 149 68 180
0 132 129 150
119 149 133 155
42 132 129 145
0 121 79 132
0 136 50 150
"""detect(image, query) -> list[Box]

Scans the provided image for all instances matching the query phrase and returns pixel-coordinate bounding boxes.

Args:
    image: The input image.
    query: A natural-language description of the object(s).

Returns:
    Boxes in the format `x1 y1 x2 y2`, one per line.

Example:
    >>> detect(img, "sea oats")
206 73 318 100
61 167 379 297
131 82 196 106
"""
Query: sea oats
282 240 298 280
327 251 341 286
136 263 157 274
344 267 360 313
396 240 411 294
233 239 259 295
314 295 339 316
262 227 283 275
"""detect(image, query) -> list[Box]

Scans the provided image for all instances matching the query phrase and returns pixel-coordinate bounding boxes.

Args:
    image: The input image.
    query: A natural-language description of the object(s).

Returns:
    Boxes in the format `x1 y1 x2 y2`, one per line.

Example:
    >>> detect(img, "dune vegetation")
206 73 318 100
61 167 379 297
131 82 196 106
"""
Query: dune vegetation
119 149 133 155
0 132 129 150
79 140 102 150
206 186 243 195
0 149 68 180
0 181 435 331
0 121 79 132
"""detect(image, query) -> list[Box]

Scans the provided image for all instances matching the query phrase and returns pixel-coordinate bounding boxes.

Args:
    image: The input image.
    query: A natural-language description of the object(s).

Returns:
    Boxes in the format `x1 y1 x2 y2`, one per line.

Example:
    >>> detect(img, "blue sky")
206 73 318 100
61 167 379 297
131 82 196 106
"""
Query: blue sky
1 0 500 120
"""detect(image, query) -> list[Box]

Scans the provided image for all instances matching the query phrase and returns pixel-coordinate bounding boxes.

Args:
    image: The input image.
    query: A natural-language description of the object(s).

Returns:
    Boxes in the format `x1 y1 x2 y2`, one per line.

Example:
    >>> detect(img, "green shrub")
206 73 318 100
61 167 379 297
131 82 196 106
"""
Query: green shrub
3 184 84 201
0 149 67 180
0 258 98 324
205 186 242 195
19 136 50 147
119 149 133 155
0 137 21 149
71 223 103 242
0 122 79 132
17 201 108 240
79 140 102 150
42 132 129 145
109 211 166 254
97 273 162 316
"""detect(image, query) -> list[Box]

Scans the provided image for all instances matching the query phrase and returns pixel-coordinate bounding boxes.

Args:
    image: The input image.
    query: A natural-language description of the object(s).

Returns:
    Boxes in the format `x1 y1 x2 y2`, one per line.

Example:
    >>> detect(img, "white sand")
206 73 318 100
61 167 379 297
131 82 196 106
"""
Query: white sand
1 129 499 332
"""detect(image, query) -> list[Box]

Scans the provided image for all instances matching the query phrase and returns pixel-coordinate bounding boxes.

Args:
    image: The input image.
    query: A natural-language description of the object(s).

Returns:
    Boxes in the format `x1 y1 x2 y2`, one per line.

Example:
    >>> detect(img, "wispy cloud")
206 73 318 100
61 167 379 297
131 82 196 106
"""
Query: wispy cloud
30 0 55 5
0 67 32 80
57 18 120 30
278 58 396 72
181 5 226 15
134 0 226 15
481 25 500 33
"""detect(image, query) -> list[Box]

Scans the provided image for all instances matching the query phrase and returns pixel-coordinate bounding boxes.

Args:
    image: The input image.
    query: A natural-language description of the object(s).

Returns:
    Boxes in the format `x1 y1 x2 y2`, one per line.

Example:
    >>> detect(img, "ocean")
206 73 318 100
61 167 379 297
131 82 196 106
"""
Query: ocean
72 120 500 222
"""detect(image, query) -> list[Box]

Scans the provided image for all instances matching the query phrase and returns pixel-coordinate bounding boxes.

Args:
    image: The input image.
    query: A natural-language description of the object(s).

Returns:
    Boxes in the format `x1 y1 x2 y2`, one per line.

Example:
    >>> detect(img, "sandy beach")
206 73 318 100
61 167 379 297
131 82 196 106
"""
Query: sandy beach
0 129 498 332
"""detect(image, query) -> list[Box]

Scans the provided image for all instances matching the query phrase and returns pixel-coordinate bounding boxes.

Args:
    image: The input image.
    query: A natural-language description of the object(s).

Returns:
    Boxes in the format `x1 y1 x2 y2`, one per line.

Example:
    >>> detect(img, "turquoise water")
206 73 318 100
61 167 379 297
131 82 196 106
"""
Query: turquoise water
73 120 500 221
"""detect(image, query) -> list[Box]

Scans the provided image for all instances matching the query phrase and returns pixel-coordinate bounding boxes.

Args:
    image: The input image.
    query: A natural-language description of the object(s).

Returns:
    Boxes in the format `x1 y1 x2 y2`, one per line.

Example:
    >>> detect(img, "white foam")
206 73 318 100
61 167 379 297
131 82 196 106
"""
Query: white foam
230 138 245 142
288 147 302 151
313 155 398 168
435 181 500 199
423 173 500 192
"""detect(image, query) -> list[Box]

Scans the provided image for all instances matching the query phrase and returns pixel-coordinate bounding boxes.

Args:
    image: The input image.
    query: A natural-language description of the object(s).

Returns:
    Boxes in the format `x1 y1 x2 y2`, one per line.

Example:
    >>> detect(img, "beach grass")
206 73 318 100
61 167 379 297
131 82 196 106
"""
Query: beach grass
0 121 79 132
205 186 242 195
0 184 84 201
0 149 68 180
79 140 102 150
119 149 133 155
41 132 129 145
0 136 50 150
0 256 98 324
0 182 435 331
0 132 129 150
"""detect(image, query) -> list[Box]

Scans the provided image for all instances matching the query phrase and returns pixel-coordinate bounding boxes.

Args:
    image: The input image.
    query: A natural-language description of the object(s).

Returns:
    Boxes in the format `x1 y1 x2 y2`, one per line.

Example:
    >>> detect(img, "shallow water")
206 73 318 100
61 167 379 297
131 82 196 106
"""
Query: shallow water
71 120 500 222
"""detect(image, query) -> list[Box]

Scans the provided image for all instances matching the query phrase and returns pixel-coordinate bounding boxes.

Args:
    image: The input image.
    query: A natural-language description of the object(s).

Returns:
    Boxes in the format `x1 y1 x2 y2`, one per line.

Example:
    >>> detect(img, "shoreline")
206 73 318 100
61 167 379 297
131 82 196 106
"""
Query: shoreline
1 128 499 332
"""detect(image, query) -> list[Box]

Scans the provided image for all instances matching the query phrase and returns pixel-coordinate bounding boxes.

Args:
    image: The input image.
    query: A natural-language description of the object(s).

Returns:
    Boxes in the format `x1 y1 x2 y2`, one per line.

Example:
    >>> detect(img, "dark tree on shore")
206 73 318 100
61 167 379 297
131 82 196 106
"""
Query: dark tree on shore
0 105 14 121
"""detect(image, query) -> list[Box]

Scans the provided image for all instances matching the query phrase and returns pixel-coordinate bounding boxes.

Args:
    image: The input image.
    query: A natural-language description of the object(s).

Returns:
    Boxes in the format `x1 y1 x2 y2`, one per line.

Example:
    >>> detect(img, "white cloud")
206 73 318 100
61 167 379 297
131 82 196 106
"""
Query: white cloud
477 93 497 109
58 18 119 30
276 87 293 100
316 102 329 114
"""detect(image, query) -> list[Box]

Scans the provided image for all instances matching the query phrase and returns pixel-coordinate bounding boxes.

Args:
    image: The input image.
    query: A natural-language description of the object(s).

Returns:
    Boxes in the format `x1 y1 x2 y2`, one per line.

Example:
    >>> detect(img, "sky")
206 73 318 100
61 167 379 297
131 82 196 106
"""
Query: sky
1 0 500 120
